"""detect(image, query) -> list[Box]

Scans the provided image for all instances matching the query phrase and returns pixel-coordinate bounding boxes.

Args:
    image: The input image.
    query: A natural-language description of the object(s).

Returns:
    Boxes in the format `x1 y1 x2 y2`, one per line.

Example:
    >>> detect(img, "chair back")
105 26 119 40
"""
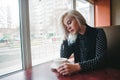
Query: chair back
103 25 120 68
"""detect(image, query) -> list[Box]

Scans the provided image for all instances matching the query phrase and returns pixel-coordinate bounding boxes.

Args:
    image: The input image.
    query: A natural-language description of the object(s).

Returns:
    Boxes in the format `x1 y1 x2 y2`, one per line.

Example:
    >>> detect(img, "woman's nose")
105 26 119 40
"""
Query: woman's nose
67 26 71 30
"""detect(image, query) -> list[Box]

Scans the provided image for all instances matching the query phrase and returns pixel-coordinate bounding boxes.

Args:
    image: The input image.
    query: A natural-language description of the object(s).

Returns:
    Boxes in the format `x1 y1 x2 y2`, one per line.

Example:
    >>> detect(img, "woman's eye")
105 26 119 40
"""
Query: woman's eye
67 20 71 25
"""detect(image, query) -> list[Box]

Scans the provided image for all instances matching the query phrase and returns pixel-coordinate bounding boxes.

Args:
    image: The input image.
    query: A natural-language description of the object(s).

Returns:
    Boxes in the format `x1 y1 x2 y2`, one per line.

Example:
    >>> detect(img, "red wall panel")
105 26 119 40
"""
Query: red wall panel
94 0 111 27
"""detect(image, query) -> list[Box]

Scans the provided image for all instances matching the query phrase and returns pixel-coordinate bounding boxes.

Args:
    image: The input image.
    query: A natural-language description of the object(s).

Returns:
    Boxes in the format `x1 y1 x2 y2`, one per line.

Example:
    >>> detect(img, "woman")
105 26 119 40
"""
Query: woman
57 10 107 75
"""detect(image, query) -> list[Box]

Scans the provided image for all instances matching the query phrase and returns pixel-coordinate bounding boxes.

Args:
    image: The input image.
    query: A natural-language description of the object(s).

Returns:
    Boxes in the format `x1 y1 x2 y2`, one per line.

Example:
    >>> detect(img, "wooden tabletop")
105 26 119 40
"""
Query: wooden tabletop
1 61 120 80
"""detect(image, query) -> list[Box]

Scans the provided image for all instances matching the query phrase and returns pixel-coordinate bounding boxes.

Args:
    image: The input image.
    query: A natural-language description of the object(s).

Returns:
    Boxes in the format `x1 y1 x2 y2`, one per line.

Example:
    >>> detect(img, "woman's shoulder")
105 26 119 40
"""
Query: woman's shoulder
86 25 105 37
88 25 104 33
87 25 103 31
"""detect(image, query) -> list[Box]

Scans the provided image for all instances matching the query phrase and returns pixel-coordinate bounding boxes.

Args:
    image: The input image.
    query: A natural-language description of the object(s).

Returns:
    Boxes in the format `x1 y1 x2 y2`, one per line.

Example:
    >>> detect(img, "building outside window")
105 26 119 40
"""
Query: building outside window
0 0 22 76
29 0 73 66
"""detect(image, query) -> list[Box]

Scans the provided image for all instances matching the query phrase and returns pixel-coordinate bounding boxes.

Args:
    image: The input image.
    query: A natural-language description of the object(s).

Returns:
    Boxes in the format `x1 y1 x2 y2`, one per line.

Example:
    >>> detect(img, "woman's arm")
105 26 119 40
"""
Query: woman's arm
60 40 75 59
79 29 107 71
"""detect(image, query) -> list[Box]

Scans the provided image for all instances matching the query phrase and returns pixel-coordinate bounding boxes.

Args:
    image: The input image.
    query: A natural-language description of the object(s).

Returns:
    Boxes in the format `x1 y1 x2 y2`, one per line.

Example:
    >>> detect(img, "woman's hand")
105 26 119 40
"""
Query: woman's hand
57 63 81 75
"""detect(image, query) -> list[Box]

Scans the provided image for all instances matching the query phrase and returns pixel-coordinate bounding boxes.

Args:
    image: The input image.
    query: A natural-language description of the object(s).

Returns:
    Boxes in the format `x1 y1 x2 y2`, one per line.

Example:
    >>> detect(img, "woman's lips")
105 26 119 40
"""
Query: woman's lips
70 29 74 32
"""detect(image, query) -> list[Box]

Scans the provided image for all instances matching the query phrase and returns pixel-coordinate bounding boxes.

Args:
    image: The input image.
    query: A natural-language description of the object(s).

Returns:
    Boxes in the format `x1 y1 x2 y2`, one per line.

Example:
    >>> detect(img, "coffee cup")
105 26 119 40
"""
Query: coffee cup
53 58 68 68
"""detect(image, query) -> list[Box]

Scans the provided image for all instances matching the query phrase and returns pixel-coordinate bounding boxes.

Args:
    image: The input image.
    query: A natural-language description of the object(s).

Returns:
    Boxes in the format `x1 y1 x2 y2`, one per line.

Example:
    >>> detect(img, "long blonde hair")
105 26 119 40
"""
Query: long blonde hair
59 10 86 39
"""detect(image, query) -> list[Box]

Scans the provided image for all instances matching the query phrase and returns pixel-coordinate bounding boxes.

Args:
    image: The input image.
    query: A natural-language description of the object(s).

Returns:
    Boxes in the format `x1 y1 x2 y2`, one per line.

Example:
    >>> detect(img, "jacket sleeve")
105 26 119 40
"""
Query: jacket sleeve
60 40 75 59
79 29 107 71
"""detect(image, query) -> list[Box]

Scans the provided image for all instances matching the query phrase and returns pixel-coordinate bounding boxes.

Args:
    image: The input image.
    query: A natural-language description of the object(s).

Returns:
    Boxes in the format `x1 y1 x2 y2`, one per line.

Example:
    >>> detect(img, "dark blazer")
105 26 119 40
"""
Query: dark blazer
60 25 107 71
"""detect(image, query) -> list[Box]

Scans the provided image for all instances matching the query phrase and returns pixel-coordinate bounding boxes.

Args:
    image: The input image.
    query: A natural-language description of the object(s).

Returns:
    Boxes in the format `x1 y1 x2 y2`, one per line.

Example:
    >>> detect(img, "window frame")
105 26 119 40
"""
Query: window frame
19 0 32 70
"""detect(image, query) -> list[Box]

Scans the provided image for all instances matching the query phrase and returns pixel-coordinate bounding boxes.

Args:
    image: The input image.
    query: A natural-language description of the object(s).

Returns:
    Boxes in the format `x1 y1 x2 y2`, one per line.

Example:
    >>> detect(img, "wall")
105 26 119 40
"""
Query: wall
94 0 110 27
111 0 120 25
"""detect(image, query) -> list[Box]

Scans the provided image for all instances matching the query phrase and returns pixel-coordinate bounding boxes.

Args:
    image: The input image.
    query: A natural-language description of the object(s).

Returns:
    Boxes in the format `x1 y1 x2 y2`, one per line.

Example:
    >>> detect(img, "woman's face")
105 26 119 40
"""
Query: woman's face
63 15 80 34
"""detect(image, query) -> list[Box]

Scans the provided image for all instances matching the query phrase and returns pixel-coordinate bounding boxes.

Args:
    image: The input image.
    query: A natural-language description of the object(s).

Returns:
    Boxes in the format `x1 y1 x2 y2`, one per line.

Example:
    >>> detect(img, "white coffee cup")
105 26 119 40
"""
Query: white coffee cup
53 58 68 68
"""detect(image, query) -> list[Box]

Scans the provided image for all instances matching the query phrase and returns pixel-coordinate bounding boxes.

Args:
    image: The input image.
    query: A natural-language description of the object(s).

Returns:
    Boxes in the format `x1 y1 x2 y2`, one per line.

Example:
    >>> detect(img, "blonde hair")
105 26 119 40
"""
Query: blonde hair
59 10 86 39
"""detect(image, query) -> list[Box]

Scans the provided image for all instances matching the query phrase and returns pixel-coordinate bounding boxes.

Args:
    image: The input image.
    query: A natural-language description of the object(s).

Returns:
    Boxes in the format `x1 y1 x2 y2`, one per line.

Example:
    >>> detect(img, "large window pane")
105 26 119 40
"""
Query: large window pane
0 0 22 76
29 0 73 66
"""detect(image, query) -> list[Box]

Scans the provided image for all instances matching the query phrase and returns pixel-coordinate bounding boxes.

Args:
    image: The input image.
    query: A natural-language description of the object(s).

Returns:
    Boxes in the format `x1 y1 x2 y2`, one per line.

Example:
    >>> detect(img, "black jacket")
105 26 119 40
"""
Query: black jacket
60 25 107 71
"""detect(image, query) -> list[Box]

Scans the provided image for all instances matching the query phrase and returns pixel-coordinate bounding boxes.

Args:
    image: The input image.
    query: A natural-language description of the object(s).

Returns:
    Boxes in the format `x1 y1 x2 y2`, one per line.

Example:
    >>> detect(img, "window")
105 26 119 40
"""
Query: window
29 0 73 66
76 0 94 27
0 0 95 77
0 0 22 76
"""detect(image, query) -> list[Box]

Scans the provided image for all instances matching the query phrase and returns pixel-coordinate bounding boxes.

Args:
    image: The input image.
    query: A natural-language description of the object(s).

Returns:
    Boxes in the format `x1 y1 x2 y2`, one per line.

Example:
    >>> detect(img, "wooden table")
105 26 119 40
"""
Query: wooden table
1 61 120 80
